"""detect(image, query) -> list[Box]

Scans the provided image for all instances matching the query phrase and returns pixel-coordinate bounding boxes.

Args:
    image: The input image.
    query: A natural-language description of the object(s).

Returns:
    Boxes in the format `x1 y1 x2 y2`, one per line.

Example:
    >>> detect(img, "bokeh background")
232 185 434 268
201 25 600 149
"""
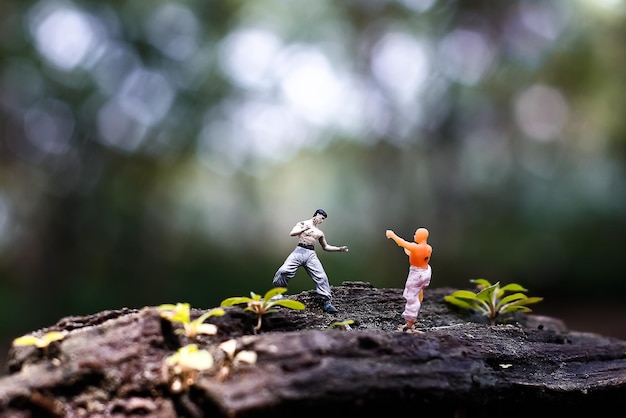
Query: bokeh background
1 0 625 371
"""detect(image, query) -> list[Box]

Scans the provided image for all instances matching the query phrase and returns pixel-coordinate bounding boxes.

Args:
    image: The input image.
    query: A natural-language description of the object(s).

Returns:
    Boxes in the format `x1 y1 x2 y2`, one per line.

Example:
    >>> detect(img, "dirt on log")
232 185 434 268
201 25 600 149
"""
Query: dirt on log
1 281 625 417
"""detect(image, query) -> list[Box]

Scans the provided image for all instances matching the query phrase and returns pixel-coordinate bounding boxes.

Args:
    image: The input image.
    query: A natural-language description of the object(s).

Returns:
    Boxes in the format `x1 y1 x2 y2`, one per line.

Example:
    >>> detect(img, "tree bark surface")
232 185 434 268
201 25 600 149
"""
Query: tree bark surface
1 282 625 417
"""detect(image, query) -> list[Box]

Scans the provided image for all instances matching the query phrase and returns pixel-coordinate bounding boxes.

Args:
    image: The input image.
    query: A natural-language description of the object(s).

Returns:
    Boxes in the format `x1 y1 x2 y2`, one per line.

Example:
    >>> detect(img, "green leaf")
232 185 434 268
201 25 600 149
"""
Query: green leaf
221 297 252 307
264 287 287 301
476 283 498 303
521 296 543 305
13 335 39 347
194 308 225 324
444 295 476 309
506 296 543 307
13 331 67 348
498 297 543 314
505 306 532 313
328 319 354 329
499 283 528 293
158 302 191 323
209 307 226 316
471 278 492 288
495 293 528 310
273 299 305 310
447 290 480 301
471 287 495 315
166 344 214 371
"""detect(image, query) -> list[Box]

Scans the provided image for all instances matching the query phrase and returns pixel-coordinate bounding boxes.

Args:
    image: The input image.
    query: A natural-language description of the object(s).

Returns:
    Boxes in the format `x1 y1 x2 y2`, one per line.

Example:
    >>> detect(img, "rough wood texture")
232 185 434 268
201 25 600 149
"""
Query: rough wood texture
1 281 625 417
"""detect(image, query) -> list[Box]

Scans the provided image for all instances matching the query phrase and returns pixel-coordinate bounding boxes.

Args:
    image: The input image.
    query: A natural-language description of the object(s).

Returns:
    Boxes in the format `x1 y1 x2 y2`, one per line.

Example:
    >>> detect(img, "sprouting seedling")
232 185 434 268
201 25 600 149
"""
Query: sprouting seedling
158 303 225 338
13 331 67 356
158 302 190 322
215 339 257 382
327 319 354 331
444 278 543 325
220 287 305 334
164 344 213 393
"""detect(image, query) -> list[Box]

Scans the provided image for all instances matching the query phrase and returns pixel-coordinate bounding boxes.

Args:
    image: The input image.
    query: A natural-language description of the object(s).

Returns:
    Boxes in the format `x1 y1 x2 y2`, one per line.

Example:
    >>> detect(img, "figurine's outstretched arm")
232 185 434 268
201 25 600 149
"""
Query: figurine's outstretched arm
318 235 349 252
386 230 407 246
290 221 310 236
386 230 412 255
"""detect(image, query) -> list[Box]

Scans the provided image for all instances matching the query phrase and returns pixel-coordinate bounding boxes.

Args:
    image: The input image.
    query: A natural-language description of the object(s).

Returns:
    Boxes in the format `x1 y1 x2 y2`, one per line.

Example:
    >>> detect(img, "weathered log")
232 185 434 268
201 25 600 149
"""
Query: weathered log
1 282 625 417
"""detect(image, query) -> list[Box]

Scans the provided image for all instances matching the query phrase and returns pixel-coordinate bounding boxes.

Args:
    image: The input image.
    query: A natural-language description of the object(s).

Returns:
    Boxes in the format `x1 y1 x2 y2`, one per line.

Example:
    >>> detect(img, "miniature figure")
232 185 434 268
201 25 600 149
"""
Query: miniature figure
272 209 349 313
386 227 432 332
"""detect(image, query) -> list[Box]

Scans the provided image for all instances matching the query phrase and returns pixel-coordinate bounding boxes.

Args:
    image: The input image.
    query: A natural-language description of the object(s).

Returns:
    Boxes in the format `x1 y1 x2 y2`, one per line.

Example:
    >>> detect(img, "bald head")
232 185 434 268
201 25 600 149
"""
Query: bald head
414 228 429 243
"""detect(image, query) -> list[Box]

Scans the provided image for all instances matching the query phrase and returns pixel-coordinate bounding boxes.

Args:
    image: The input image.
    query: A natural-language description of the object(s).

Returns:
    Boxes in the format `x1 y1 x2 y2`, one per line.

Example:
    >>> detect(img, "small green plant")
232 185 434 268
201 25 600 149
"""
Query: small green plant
13 331 67 349
13 331 67 361
328 319 354 331
220 287 305 334
164 344 214 393
158 302 225 337
215 339 258 382
444 278 543 325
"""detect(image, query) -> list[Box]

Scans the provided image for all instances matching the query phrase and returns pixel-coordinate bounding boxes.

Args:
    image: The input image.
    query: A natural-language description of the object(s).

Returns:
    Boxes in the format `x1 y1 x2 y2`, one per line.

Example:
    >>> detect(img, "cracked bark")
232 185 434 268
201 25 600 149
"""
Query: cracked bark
1 282 625 417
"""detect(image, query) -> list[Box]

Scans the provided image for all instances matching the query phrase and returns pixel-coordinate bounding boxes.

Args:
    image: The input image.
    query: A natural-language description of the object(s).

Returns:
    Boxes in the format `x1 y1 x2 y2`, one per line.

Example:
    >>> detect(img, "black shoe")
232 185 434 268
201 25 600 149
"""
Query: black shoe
323 302 338 313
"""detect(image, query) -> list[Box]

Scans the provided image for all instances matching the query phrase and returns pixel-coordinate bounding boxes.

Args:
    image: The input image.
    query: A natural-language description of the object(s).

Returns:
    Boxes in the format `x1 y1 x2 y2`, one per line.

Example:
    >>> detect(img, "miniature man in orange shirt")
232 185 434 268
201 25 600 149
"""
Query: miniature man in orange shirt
386 227 432 332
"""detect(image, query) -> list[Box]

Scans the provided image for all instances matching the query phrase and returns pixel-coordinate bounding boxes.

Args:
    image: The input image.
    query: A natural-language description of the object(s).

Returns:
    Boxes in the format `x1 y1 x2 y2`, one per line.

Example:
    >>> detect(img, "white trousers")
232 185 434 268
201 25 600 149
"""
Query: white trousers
402 265 432 323
272 246 332 301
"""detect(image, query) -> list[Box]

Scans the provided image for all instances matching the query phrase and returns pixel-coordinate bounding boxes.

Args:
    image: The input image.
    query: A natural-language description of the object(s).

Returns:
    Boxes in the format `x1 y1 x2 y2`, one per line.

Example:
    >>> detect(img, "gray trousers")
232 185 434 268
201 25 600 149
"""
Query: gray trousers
272 247 332 301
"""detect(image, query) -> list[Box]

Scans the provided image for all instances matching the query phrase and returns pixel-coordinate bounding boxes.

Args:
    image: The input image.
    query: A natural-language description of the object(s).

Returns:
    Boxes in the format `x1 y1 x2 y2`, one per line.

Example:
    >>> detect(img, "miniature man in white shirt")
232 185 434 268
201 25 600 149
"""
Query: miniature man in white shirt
272 209 349 313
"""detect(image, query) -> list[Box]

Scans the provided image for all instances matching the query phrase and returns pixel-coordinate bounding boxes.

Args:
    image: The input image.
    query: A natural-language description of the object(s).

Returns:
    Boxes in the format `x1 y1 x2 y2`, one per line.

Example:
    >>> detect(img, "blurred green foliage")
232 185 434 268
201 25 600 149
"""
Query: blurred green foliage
1 0 625 358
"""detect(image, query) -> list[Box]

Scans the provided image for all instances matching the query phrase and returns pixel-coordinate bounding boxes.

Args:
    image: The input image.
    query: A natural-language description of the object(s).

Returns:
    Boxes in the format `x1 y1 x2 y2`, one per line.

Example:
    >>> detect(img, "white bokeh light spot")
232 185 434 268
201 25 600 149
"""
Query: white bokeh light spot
118 69 175 127
218 28 283 90
514 84 569 142
29 6 96 71
438 29 494 85
371 32 431 105
279 47 351 126
145 3 200 61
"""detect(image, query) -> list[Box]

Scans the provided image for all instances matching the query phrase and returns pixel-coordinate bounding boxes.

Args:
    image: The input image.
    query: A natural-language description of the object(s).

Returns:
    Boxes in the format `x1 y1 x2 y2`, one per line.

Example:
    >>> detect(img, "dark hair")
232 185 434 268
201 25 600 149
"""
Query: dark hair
314 209 328 218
